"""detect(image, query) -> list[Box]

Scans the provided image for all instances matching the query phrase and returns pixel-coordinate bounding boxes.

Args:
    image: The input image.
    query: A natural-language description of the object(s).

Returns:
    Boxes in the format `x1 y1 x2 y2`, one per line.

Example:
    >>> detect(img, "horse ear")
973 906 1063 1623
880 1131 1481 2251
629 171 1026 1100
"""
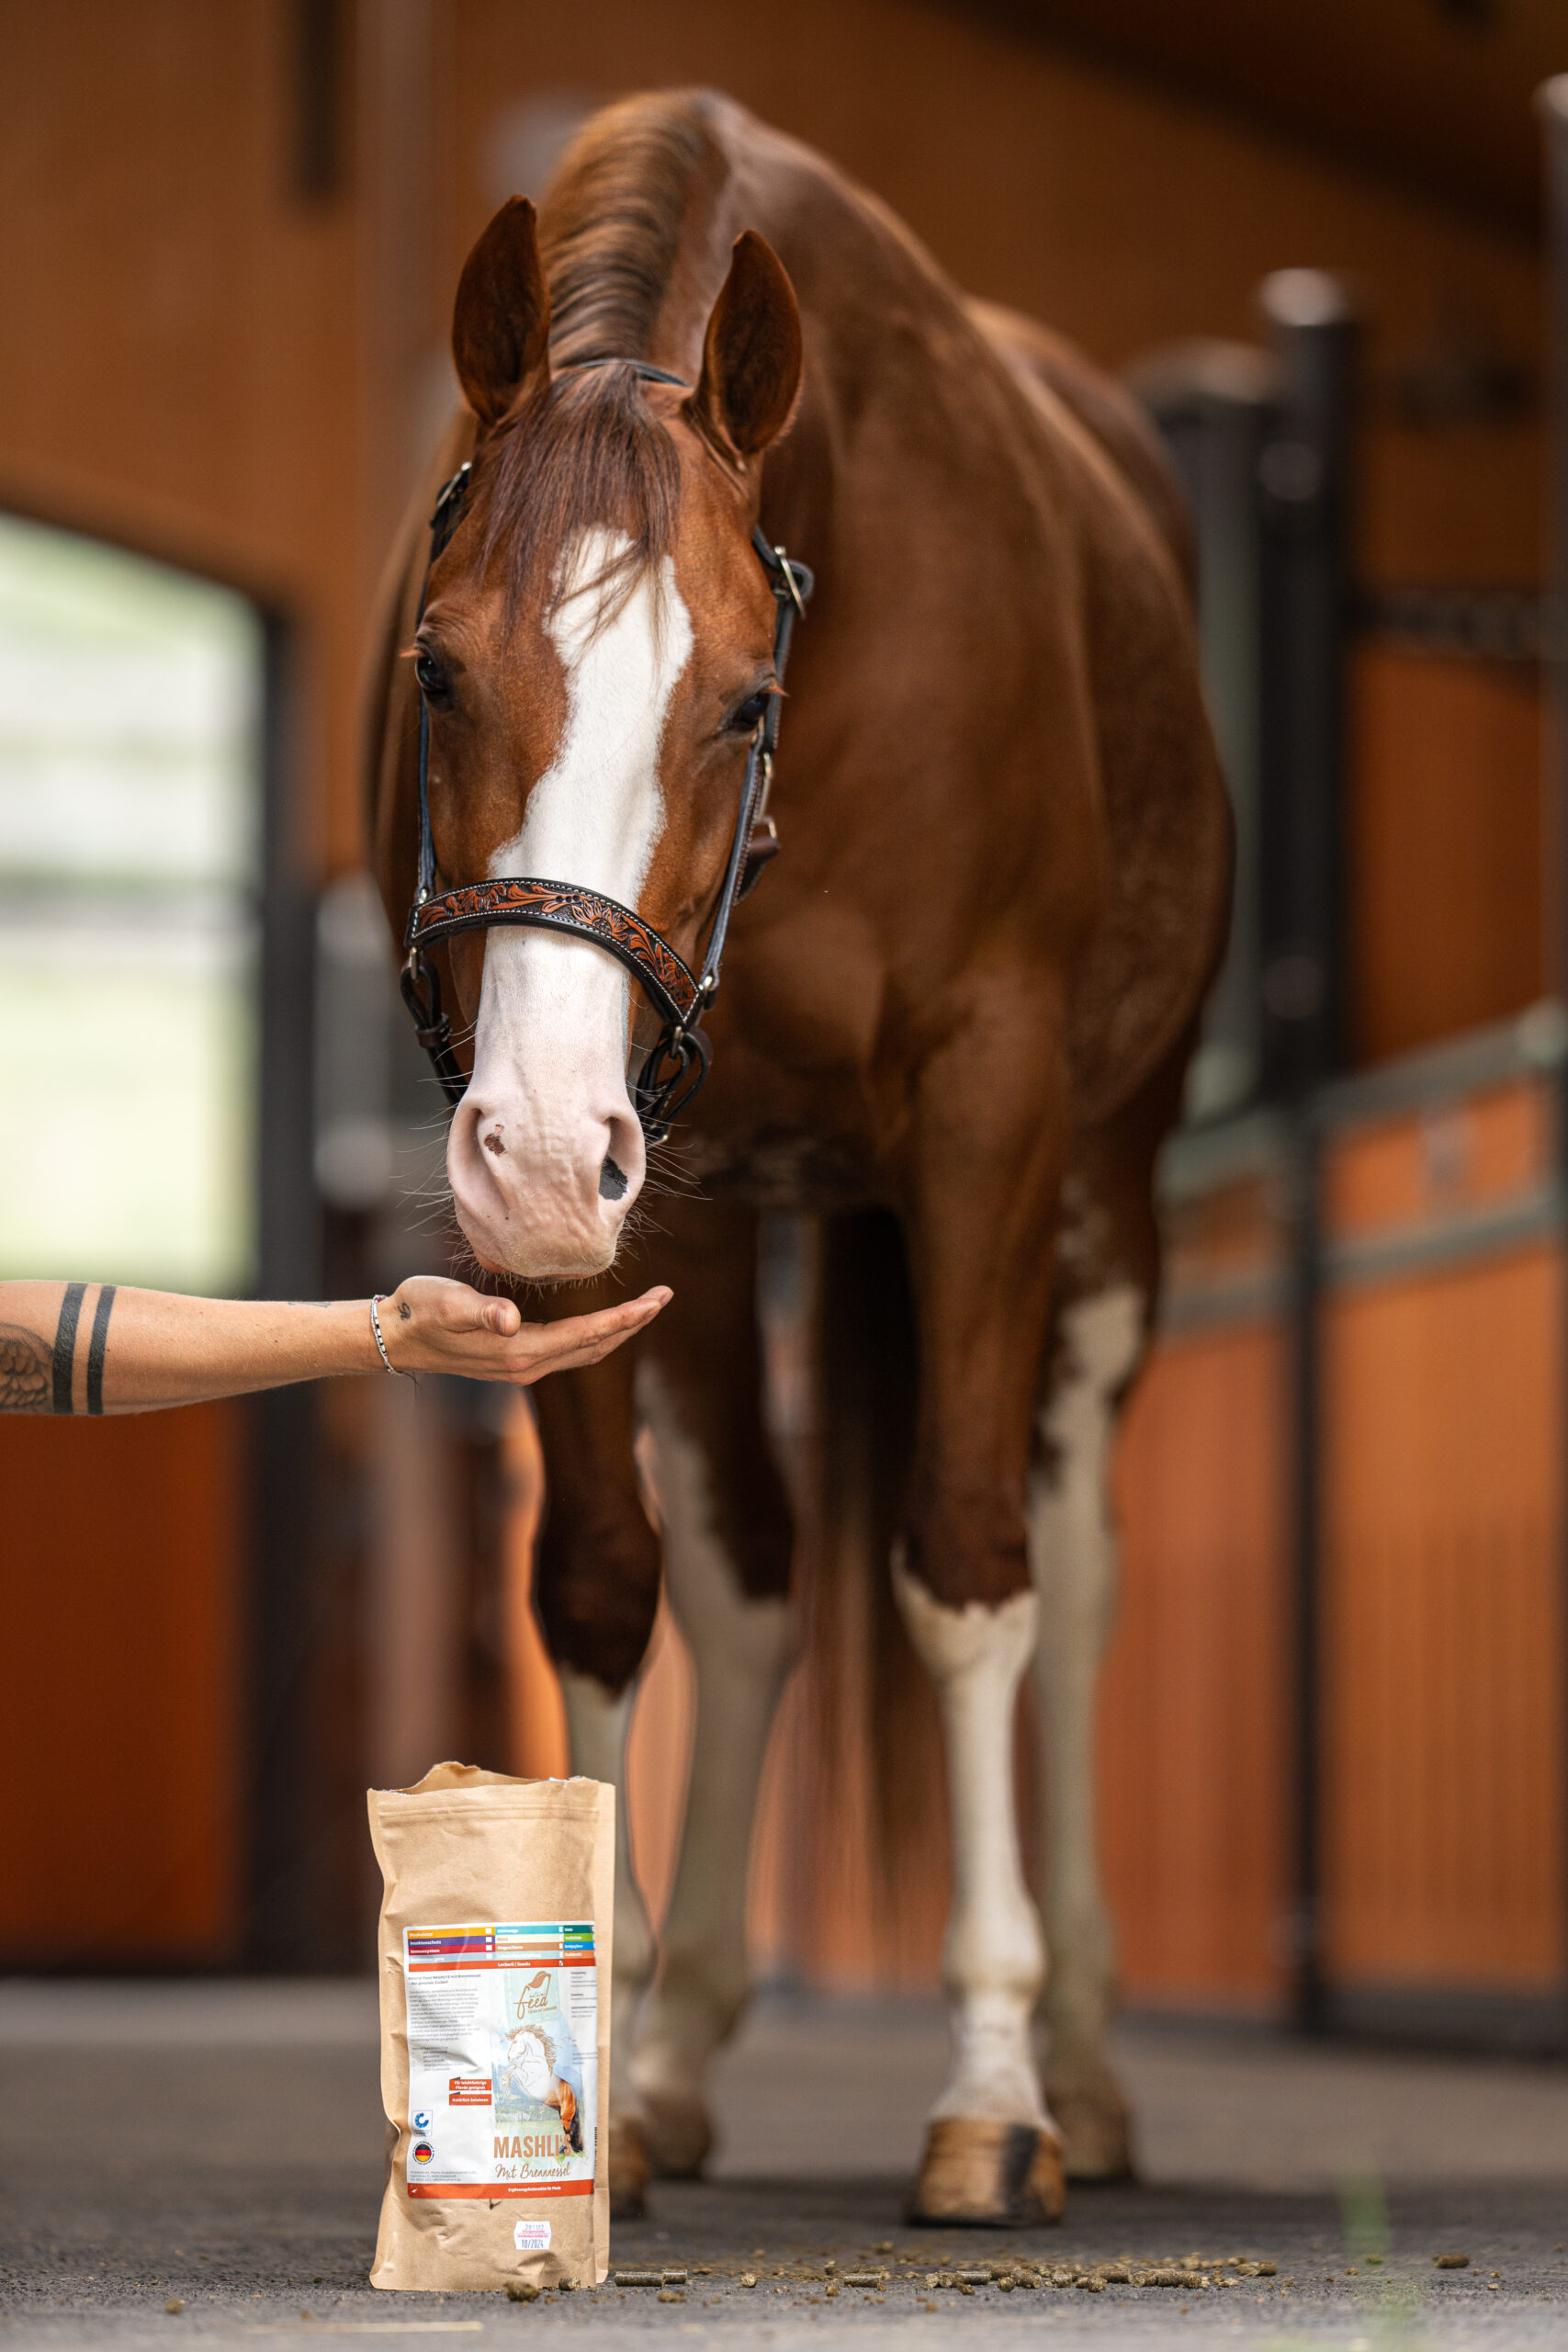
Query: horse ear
685 232 802 462
451 196 551 427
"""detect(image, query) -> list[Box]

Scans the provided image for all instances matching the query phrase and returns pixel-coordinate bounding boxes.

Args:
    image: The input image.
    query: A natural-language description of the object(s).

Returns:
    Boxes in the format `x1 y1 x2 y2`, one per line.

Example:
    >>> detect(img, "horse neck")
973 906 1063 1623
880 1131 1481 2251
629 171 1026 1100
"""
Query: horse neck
727 144 1009 567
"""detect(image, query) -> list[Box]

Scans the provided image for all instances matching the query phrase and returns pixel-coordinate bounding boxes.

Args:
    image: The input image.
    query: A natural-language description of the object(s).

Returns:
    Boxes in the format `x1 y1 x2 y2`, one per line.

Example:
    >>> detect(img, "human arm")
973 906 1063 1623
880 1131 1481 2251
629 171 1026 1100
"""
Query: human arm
0 1276 670 1415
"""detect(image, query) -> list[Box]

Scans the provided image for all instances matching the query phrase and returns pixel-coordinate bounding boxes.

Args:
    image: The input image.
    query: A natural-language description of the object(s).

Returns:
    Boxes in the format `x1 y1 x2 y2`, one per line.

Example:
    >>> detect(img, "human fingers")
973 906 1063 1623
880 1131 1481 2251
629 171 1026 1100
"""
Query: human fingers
506 1288 671 1381
381 1281 669 1379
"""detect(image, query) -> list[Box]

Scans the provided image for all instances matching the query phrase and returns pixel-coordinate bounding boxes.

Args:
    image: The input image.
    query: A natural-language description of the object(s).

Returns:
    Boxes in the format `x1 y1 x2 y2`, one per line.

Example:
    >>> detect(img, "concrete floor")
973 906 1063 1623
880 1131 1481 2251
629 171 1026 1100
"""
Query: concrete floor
4 1980 1568 2346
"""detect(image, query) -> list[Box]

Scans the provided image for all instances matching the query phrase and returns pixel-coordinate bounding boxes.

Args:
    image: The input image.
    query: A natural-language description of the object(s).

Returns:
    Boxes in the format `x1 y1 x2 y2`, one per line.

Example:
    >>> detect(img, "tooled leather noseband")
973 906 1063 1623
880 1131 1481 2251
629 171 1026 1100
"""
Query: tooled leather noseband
399 359 813 1145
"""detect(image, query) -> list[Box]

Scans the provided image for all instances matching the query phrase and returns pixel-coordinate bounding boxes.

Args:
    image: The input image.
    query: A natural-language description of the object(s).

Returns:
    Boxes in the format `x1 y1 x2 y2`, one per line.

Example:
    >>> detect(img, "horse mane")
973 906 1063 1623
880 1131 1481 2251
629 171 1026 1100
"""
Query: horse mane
476 92 735 620
539 91 730 367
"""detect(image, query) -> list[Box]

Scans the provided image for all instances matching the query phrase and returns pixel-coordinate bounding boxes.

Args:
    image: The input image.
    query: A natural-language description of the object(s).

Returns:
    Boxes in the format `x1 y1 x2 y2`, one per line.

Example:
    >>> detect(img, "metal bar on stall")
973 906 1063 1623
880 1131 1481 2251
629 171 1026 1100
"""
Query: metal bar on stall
1535 74 1568 2053
1256 269 1357 2035
247 608 325 1970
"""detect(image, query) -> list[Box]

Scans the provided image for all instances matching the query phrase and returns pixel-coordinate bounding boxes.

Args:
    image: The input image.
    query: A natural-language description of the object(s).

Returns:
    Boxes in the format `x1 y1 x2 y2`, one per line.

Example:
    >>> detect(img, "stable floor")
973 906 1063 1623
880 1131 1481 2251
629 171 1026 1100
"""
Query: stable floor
3 1981 1568 2346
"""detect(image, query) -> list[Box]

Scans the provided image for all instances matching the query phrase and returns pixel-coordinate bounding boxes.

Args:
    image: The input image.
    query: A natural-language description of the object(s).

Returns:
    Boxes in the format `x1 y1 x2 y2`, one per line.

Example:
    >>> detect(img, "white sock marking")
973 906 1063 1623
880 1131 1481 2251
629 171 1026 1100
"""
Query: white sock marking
559 1668 653 2118
1030 1283 1144 2071
893 1563 1047 2128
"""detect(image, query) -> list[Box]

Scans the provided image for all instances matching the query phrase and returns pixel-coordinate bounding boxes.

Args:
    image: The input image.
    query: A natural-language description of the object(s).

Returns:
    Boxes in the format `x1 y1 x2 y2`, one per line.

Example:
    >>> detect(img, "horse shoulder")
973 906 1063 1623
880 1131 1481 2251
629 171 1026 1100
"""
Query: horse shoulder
966 298 1193 589
966 315 1230 1125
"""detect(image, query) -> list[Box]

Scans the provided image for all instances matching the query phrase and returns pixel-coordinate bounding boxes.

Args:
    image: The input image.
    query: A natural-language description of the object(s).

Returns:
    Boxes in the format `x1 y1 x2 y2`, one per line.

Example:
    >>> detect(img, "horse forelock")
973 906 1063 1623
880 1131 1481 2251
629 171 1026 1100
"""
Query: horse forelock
477 367 682 628
471 93 736 629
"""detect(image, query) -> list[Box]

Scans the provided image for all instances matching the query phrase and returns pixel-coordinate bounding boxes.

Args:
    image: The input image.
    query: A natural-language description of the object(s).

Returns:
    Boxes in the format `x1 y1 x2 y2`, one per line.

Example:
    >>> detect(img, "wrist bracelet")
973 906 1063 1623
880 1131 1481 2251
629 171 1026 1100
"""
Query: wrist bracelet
369 1295 410 1377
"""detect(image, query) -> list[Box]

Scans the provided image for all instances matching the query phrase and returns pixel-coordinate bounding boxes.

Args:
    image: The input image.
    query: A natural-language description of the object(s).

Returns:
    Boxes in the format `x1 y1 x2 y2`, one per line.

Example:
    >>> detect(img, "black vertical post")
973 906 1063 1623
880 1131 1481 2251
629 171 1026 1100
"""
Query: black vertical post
1537 76 1568 2051
1139 343 1277 1118
1256 270 1357 2035
1280 1112 1327 2033
1541 84 1568 1004
1258 270 1357 1094
247 612 324 1969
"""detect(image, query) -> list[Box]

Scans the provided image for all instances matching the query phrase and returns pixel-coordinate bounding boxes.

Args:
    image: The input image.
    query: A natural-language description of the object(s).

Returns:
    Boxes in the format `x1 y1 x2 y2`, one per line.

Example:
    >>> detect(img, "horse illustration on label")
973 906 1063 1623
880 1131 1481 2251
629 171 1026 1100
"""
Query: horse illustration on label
491 1962 590 2175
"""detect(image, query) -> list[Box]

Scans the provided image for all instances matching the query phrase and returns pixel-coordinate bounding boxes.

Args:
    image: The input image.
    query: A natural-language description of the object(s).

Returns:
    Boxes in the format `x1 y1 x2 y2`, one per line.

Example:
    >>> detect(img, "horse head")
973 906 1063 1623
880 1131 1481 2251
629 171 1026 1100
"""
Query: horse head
407 197 802 1283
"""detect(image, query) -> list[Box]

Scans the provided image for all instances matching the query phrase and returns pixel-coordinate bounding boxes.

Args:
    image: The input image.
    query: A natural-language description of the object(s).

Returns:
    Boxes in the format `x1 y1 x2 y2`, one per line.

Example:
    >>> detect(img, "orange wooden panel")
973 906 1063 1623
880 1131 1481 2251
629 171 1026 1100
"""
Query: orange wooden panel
1100 1321 1291 2004
1164 1170 1285 1300
1326 1080 1550 1244
1351 649 1545 1066
0 1403 243 1962
1322 1243 1565 1985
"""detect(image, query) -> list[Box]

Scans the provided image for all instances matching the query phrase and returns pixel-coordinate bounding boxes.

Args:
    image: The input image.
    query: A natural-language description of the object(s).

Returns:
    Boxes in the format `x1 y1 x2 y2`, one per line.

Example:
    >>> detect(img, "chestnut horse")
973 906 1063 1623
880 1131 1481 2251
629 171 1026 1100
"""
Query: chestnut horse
368 90 1228 2226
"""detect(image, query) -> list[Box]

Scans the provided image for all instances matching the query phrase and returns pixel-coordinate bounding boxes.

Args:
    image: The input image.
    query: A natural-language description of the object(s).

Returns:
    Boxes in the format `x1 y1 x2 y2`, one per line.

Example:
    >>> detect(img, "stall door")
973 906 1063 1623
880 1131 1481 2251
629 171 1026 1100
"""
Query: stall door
0 514 264 1964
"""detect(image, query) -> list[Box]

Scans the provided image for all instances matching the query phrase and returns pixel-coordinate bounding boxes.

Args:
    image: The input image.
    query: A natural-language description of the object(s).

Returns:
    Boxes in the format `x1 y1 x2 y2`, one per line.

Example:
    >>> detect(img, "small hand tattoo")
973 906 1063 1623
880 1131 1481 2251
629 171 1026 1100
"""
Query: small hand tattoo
0 1327 53 1414
399 1303 412 1320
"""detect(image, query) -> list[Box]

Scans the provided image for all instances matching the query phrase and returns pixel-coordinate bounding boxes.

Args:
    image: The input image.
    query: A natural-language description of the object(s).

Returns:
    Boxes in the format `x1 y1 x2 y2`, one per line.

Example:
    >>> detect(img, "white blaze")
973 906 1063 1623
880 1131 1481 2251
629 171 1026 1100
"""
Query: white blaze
451 531 694 1277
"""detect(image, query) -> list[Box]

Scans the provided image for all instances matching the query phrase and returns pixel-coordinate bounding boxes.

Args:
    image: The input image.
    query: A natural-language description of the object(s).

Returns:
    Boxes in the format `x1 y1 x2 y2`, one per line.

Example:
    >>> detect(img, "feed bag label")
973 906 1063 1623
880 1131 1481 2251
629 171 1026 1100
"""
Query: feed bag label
402 1922 597 2198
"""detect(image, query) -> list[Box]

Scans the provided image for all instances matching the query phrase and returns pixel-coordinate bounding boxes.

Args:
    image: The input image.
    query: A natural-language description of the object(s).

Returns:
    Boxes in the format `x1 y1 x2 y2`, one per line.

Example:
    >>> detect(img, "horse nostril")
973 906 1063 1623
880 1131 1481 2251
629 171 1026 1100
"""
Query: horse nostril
598 1154 628 1201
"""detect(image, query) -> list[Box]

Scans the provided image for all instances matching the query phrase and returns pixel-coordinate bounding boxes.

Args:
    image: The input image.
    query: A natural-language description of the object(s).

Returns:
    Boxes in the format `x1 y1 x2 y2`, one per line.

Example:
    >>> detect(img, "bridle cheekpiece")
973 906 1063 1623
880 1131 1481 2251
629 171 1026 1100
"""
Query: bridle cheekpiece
399 359 812 1144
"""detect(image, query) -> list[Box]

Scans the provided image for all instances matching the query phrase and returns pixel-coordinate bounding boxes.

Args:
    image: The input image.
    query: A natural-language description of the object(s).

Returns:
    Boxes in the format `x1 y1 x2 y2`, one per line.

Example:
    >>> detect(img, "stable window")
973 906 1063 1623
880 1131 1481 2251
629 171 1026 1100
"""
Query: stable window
0 515 265 1291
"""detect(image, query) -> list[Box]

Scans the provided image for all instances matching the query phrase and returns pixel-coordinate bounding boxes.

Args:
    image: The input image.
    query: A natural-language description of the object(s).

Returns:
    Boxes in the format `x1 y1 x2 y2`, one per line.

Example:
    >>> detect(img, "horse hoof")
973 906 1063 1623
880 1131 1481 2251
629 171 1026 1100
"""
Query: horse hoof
1045 2077 1136 2182
906 2117 1066 2227
608 2111 651 2222
639 2086 714 2180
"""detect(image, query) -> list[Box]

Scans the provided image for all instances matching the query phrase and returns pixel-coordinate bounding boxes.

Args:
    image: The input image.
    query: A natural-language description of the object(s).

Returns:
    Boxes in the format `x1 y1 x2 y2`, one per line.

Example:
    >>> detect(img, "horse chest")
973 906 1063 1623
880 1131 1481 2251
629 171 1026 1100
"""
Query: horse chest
679 1125 879 1213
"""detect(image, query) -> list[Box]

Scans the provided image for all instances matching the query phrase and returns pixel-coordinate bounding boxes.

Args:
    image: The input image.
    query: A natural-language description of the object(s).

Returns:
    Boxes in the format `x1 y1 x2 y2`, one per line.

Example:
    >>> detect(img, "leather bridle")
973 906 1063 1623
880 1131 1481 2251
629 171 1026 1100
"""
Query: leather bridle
399 359 813 1145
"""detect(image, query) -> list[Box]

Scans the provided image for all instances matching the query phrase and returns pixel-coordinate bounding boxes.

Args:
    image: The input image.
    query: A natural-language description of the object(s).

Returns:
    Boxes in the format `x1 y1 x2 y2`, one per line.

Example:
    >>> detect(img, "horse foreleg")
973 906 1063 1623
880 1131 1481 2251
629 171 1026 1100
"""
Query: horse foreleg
627 1208 796 2177
1029 1280 1145 2181
896 1566 1061 2222
899 1012 1068 2227
531 1335 663 2220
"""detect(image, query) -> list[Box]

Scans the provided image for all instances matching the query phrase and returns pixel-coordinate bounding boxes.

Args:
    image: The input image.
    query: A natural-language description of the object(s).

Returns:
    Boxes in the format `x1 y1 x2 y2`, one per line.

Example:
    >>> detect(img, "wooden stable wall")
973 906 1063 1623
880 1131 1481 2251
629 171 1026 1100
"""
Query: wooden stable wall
0 1405 245 1962
1352 649 1547 1063
1105 1037 1565 2017
1321 1077 1565 1997
1100 1322 1290 2006
1325 1243 1564 1988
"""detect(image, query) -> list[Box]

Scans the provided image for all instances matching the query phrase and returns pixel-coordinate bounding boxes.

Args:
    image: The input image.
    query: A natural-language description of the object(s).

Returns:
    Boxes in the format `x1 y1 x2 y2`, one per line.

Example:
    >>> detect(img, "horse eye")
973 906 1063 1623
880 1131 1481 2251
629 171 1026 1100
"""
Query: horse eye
414 650 449 700
726 690 771 736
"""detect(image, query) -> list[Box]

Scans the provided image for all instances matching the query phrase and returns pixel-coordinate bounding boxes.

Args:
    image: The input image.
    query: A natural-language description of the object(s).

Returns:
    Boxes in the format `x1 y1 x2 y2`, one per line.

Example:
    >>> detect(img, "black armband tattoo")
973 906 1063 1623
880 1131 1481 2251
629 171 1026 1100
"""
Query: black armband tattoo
0 1327 53 1414
87 1283 116 1416
52 1282 86 1414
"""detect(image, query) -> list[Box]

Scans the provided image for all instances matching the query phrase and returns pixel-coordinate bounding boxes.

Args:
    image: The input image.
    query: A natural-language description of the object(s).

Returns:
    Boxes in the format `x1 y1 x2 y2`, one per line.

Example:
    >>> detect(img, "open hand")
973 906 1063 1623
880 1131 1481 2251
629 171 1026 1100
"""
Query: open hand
378 1277 670 1385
